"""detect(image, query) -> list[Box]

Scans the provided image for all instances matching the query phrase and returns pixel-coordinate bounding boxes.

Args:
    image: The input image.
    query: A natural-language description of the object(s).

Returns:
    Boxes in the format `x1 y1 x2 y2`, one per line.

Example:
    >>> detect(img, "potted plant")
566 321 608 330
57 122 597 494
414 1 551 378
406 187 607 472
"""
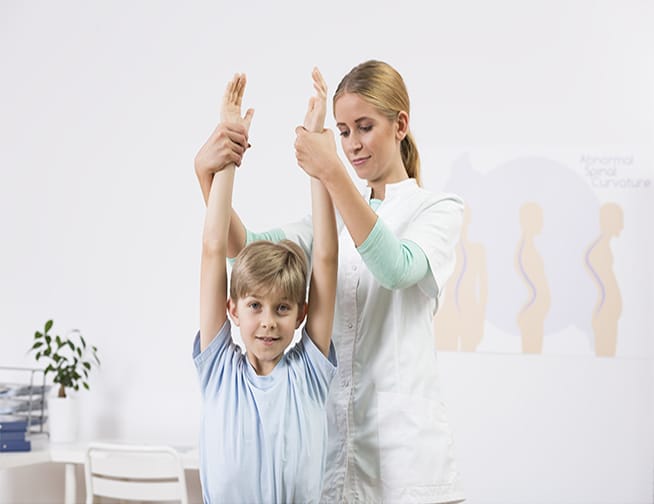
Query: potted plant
28 319 101 442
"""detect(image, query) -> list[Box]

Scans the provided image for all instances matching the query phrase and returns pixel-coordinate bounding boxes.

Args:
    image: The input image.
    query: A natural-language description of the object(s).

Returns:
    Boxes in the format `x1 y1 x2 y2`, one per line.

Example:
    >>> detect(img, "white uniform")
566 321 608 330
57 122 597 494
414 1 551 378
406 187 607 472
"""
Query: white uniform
282 179 465 503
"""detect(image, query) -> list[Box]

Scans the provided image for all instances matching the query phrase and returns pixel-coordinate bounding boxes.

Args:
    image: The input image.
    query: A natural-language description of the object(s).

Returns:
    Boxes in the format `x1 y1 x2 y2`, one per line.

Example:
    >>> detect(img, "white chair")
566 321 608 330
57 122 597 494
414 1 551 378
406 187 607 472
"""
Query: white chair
84 442 189 504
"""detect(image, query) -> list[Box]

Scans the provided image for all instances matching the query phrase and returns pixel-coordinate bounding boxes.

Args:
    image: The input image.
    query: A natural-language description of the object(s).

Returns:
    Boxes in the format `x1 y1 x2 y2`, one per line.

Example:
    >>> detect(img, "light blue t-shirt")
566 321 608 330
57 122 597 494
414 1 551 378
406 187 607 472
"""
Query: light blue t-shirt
193 319 337 504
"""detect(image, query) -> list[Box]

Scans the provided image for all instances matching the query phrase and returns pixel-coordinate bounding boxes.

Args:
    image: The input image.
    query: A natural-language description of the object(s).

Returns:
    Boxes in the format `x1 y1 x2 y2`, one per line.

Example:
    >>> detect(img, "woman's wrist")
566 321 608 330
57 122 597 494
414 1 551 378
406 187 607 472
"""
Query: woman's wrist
320 157 349 189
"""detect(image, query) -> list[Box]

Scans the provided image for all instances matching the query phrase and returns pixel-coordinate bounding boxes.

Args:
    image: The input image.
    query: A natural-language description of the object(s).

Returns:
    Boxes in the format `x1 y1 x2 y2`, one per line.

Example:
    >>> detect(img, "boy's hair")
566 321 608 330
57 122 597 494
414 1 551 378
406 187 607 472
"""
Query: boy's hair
230 240 308 306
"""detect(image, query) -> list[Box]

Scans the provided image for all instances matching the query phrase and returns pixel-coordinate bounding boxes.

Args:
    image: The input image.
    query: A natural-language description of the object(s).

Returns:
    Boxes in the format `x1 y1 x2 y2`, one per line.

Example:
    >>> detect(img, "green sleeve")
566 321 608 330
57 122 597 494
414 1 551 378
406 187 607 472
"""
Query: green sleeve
356 218 430 289
227 228 287 264
245 228 286 245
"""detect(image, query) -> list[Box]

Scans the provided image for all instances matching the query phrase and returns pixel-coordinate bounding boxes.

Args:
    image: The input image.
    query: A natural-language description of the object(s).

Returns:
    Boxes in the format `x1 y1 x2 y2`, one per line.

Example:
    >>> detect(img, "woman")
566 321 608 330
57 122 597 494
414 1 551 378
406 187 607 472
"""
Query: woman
199 61 465 503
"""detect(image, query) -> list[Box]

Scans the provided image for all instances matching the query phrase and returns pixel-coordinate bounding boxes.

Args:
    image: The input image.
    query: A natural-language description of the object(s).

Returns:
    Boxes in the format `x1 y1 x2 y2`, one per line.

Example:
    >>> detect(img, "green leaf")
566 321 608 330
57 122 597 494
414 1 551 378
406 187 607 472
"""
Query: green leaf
31 320 99 396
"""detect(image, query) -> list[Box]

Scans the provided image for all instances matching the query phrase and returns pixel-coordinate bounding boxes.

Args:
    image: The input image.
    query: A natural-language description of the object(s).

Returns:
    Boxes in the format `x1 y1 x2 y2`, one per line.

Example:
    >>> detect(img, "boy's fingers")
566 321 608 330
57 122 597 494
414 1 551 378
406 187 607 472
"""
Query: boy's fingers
312 67 327 95
234 74 245 105
243 108 255 129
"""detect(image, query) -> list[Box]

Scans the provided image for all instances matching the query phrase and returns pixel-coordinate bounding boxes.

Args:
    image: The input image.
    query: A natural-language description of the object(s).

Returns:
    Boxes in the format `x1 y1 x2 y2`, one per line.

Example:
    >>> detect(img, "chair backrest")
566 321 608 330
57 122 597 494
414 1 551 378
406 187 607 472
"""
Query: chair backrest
84 442 189 504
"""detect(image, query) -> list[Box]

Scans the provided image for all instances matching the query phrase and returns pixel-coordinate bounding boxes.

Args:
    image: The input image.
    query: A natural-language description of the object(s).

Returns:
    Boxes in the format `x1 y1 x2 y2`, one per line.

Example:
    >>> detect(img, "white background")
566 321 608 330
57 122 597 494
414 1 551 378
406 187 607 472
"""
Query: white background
1 1 652 503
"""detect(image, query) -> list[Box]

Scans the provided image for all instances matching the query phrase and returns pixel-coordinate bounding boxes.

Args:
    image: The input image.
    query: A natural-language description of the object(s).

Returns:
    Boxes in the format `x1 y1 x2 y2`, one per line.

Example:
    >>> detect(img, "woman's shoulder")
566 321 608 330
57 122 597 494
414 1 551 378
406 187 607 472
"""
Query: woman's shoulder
411 185 465 212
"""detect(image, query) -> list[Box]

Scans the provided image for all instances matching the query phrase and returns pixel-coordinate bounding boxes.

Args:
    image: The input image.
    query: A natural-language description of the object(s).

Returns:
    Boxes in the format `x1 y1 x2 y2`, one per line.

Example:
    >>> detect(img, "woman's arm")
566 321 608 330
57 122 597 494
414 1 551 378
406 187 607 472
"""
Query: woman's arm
356 219 429 289
293 128 377 247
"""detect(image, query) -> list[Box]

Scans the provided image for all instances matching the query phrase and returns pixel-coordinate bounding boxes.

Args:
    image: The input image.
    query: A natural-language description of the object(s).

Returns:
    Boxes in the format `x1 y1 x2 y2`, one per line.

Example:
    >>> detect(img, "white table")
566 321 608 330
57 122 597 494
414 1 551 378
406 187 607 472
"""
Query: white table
0 438 199 504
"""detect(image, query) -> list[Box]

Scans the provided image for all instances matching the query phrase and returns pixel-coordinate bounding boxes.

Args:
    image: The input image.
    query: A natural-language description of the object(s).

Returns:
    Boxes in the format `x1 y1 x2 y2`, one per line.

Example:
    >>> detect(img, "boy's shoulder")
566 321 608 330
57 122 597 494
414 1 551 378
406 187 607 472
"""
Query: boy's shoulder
193 319 247 386
285 329 337 374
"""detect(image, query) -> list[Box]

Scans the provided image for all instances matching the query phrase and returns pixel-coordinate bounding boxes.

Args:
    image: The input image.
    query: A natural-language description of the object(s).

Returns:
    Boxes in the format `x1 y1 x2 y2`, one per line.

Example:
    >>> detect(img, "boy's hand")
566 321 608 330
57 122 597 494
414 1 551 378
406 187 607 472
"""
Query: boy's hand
220 73 255 127
195 74 255 178
303 67 327 133
296 67 339 180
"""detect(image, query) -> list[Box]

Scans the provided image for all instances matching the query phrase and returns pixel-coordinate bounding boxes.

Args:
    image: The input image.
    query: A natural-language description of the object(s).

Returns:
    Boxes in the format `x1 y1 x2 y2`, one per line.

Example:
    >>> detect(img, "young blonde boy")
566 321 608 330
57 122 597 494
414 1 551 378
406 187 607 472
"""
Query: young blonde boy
192 70 337 503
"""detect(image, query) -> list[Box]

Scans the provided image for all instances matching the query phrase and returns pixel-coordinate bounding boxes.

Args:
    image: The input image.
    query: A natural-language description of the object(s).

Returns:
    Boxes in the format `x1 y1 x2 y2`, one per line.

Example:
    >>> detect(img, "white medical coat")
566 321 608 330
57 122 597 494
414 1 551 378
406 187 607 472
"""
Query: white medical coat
282 179 466 503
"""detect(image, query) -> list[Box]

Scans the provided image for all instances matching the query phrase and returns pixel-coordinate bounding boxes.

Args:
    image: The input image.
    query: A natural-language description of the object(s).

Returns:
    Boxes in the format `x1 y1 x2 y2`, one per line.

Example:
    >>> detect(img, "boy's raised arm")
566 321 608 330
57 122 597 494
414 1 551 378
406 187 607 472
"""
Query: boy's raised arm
197 74 254 351
301 68 338 357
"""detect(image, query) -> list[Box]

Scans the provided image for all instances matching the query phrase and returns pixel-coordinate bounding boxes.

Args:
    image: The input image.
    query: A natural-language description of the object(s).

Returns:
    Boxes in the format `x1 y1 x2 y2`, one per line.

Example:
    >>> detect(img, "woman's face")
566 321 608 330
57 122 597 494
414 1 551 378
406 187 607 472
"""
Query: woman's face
334 92 406 186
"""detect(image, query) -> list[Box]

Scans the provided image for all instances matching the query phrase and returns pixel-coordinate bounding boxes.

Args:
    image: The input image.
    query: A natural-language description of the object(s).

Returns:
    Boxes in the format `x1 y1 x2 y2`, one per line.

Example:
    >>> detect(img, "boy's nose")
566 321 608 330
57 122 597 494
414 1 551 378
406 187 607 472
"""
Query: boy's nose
261 318 276 329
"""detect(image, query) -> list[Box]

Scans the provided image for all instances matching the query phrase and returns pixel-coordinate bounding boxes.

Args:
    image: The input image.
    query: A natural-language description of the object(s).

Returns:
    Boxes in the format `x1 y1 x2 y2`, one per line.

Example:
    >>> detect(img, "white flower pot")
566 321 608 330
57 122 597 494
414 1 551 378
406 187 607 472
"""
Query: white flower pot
48 396 78 443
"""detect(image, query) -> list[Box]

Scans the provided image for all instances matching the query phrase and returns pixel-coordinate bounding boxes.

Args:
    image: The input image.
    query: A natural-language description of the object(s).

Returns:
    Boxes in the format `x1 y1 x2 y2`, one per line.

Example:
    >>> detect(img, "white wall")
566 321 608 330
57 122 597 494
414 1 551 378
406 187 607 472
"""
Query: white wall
1 1 652 503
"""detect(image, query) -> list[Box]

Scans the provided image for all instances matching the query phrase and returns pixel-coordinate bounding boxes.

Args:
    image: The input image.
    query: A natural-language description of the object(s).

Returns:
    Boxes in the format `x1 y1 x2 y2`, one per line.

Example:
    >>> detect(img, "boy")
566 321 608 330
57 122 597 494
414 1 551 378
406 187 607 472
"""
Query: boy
192 70 337 503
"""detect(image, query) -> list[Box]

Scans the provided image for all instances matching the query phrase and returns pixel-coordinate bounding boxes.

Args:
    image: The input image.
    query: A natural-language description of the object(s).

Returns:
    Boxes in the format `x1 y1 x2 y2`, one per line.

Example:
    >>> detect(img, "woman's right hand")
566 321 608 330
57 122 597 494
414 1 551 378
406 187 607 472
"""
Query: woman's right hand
194 122 250 178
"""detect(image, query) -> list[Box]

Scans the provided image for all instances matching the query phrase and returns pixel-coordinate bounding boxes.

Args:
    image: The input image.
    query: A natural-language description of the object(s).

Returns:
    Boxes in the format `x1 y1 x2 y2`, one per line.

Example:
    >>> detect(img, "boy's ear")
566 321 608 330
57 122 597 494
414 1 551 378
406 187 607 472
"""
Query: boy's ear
295 303 308 329
227 298 240 326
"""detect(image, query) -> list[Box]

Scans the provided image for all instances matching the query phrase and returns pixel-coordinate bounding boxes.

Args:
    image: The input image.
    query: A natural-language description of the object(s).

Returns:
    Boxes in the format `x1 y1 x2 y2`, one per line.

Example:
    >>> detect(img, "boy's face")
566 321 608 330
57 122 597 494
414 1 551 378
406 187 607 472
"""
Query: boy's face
228 288 306 376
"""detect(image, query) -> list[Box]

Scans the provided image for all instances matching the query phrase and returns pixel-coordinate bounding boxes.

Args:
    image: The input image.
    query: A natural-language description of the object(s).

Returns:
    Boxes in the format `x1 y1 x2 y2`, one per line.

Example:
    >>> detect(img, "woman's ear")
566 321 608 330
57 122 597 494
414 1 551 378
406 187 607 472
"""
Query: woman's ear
396 111 409 141
227 298 240 326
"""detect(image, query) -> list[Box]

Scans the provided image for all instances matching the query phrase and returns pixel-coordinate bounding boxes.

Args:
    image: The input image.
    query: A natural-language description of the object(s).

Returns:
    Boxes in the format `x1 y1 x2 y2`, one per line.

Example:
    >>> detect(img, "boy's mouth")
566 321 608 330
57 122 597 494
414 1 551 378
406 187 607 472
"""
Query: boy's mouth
256 336 280 344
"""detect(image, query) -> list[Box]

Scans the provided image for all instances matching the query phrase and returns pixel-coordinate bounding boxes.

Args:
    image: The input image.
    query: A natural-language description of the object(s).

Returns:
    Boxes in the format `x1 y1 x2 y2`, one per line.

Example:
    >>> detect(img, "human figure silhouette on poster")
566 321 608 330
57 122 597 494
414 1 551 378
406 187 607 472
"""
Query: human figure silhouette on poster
584 202 623 357
434 204 488 352
515 202 551 354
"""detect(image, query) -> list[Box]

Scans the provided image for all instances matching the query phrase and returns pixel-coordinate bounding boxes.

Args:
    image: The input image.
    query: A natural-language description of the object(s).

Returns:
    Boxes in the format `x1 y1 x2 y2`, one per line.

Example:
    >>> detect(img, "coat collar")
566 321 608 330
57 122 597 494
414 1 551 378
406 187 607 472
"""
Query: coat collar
363 178 418 201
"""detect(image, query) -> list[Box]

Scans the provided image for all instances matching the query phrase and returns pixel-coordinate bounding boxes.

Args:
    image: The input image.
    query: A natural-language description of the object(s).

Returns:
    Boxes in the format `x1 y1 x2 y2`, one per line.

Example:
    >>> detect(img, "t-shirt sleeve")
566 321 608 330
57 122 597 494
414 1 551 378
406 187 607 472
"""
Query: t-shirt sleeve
192 319 234 396
287 328 337 404
402 193 464 299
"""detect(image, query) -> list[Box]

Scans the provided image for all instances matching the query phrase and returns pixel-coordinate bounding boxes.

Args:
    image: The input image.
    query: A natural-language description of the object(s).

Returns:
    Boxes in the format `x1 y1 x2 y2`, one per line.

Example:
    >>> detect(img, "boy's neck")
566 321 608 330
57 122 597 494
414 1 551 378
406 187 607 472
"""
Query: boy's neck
247 353 283 376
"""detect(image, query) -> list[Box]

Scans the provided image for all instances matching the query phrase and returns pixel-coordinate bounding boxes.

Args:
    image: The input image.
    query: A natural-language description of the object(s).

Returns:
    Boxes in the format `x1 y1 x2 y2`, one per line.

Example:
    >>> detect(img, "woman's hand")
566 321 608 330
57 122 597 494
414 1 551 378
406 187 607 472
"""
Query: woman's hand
303 67 327 133
294 126 341 181
195 74 255 179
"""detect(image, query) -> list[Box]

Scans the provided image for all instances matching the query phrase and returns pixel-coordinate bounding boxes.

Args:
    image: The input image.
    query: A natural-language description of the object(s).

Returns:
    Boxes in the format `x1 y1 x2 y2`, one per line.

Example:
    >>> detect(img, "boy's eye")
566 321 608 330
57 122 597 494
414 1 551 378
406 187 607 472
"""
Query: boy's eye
277 304 290 314
249 302 261 310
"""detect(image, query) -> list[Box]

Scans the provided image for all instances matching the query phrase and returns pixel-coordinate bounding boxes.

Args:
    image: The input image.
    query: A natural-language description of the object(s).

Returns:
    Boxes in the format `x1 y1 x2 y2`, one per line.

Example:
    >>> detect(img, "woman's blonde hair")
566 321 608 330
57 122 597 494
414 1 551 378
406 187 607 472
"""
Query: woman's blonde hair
230 240 308 306
334 60 421 185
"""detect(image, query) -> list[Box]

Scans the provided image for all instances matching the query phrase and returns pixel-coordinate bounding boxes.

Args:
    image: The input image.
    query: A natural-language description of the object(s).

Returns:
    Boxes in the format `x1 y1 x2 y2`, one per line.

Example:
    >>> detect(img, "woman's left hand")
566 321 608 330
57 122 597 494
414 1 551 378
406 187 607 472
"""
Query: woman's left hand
294 126 341 181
